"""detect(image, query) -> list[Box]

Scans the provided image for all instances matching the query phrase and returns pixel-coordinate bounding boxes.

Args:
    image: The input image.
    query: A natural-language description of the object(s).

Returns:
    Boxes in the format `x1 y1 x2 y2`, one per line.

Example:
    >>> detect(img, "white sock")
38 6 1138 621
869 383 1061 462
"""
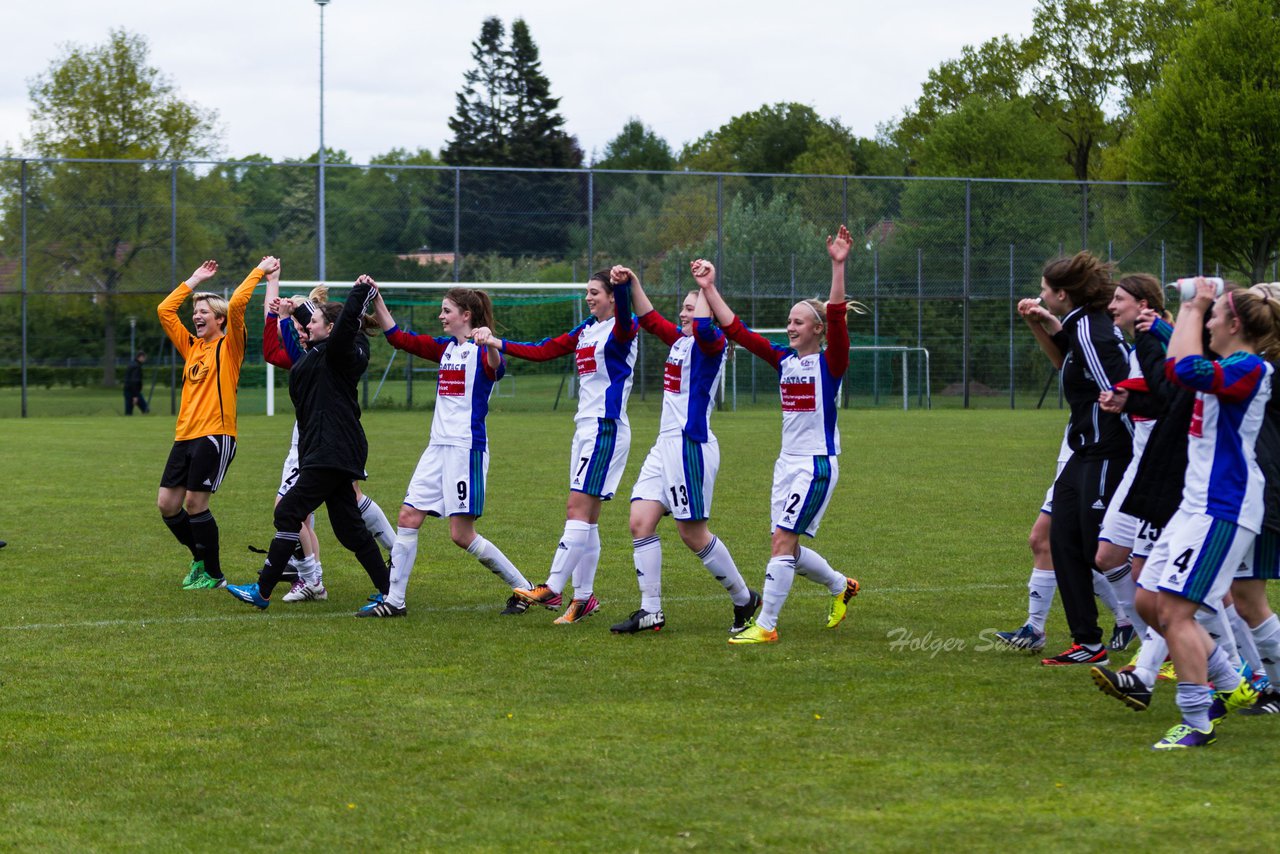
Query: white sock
387 526 420 609
545 520 590 594
757 555 797 632
1206 644 1242 691
1027 569 1057 633
571 524 602 600
1197 605 1240 668
1226 603 1263 678
1250 614 1280 675
359 496 397 552
1092 569 1128 625
299 554 322 586
1133 628 1167 689
467 534 530 590
634 535 662 612
796 546 846 595
696 536 750 606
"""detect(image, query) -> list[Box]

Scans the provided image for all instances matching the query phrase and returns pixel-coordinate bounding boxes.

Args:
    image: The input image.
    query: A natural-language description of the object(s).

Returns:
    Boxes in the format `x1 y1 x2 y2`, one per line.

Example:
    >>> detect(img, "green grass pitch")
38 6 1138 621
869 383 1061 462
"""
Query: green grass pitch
1 405 1275 851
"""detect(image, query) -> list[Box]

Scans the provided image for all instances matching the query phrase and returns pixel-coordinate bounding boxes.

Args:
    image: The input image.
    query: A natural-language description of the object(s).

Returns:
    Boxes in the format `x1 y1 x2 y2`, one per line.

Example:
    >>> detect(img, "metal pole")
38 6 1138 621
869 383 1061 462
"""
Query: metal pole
1009 244 1015 410
316 0 328 281
170 161 179 415
453 168 462 283
20 160 28 418
963 180 972 409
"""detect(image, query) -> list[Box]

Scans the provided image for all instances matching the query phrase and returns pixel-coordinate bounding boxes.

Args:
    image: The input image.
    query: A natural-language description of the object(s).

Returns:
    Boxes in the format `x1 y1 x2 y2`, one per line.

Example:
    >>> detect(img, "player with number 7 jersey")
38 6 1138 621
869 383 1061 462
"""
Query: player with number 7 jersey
701 226 865 644
495 270 638 623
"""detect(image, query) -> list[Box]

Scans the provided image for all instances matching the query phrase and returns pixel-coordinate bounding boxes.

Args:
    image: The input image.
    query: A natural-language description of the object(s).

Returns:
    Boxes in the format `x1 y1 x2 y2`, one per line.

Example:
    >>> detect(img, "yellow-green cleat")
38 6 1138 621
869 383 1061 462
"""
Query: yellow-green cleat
728 621 779 645
825 577 861 629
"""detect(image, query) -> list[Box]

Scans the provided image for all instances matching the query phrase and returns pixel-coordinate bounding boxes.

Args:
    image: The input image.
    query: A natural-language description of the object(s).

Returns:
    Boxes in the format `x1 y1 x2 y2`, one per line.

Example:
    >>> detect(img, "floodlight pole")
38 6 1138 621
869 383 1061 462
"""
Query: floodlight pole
316 0 330 281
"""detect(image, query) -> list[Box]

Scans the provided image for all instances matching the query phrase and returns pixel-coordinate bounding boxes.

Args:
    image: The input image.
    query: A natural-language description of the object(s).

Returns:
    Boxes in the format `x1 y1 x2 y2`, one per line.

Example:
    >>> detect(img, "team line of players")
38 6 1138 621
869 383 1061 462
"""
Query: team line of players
154 228 865 646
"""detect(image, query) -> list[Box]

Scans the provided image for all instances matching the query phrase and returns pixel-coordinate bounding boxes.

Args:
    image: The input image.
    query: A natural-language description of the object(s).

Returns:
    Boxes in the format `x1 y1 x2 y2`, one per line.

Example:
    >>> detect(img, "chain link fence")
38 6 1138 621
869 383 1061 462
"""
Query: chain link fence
0 157 1225 418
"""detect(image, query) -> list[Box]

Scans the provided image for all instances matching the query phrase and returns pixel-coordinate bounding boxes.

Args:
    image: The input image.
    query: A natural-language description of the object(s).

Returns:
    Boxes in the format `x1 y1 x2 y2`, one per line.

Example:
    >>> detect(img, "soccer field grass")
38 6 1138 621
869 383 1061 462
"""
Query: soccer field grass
1 407 1276 851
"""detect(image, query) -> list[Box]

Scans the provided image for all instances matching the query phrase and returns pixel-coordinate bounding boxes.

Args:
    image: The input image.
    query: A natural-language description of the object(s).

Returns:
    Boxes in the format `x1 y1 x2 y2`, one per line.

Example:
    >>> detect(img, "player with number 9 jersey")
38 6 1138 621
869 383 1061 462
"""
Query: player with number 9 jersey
368 287 533 617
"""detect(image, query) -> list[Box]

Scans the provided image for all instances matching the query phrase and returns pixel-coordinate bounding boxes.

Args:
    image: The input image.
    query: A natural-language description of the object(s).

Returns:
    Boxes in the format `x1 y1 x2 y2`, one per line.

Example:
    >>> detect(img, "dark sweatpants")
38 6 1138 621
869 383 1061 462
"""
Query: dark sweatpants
1050 452 1130 647
258 466 389 599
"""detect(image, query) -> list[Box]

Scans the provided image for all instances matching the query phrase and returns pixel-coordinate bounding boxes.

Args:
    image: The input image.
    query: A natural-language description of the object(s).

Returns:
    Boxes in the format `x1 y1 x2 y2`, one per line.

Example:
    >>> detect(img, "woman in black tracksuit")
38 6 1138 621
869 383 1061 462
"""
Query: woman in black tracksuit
1037 252 1134 666
227 274 391 612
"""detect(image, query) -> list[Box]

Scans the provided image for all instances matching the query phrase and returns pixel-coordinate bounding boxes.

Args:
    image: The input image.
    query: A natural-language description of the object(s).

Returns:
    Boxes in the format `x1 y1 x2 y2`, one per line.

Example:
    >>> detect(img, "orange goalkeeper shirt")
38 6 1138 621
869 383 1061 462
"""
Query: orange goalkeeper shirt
158 269 264 441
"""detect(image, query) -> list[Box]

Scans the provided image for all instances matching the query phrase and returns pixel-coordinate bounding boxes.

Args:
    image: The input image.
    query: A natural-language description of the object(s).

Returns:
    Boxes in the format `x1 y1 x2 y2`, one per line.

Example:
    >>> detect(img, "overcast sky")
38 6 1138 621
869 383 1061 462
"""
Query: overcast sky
3 1 1039 165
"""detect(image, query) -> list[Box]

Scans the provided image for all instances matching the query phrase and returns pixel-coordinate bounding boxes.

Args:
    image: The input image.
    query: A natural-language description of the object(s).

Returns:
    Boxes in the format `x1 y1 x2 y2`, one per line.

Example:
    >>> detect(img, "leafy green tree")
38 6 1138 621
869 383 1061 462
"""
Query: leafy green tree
1128 0 1280 281
11 28 219 386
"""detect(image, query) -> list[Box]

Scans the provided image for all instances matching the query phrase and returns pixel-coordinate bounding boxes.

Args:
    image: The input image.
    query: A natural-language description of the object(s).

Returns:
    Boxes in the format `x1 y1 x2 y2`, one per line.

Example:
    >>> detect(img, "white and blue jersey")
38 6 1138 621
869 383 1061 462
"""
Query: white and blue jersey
1169 351 1273 532
639 313 726 443
383 327 504 452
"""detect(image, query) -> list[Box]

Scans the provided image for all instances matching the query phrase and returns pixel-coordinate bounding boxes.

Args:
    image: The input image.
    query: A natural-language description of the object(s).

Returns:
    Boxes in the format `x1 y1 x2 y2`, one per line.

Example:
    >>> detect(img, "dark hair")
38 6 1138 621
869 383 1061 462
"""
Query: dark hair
1042 251 1115 312
588 269 614 295
1115 273 1165 316
443 287 496 331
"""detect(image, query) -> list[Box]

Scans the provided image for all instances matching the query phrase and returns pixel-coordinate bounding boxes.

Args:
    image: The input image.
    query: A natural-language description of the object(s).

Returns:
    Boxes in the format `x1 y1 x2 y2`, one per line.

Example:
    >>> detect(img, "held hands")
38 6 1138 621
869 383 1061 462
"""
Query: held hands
1098 387 1128 413
827 224 852 264
256 256 281 276
1135 308 1158 334
187 260 218 287
690 259 716 290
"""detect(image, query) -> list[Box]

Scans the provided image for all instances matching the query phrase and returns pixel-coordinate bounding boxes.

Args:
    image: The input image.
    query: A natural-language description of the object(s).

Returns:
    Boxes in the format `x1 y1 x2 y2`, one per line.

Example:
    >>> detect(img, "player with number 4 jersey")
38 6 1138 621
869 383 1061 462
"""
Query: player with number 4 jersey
496 271 639 623
369 286 532 617
702 226 864 644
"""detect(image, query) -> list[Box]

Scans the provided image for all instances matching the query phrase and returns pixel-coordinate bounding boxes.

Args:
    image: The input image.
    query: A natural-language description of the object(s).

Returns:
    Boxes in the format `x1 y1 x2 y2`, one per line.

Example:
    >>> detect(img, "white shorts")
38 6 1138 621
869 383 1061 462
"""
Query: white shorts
277 422 301 498
630 434 719 522
569 418 631 500
772 453 839 537
1137 508 1254 610
403 444 489 518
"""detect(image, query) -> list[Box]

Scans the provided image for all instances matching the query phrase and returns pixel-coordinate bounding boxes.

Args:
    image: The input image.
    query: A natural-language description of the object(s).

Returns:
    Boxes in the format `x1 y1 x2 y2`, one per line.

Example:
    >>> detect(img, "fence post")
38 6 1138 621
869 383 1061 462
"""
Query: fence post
171 161 179 415
453 168 462 283
20 160 28 418
1009 243 1015 410
587 170 594 270
963 180 972 409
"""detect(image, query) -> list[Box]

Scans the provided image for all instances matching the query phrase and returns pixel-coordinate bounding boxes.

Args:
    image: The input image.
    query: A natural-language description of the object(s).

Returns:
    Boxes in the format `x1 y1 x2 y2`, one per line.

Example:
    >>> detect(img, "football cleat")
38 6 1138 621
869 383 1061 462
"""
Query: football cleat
181 559 205 587
282 580 327 602
554 595 600 624
1090 665 1152 711
183 568 228 590
995 624 1047 651
728 621 779 645
610 608 665 634
1108 622 1137 651
1040 644 1108 667
731 589 762 634
355 599 406 618
825 578 861 629
1240 685 1280 715
1152 721 1216 750
514 584 563 610
226 582 269 610
500 594 531 615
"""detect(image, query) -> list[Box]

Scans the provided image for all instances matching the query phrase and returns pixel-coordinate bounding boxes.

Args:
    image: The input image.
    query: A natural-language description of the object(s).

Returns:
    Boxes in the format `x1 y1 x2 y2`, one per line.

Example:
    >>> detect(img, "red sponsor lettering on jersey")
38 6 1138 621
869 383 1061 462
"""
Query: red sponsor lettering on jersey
576 346 597 375
664 360 683 393
1189 396 1204 438
781 381 817 411
438 368 466 397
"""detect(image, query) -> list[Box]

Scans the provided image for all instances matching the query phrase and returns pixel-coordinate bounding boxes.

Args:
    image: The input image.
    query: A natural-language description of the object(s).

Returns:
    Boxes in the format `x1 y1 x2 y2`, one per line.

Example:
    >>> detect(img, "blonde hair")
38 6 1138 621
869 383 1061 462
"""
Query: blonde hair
192 292 229 331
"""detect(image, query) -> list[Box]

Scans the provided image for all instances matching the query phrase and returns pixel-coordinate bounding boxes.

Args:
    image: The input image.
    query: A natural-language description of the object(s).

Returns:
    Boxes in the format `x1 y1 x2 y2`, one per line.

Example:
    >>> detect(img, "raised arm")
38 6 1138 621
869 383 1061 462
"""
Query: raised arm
827 224 851 304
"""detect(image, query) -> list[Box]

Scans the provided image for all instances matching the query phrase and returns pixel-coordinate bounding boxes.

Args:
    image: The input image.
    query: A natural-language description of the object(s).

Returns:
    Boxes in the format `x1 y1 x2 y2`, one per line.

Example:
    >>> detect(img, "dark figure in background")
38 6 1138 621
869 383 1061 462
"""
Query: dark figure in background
124 351 149 415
